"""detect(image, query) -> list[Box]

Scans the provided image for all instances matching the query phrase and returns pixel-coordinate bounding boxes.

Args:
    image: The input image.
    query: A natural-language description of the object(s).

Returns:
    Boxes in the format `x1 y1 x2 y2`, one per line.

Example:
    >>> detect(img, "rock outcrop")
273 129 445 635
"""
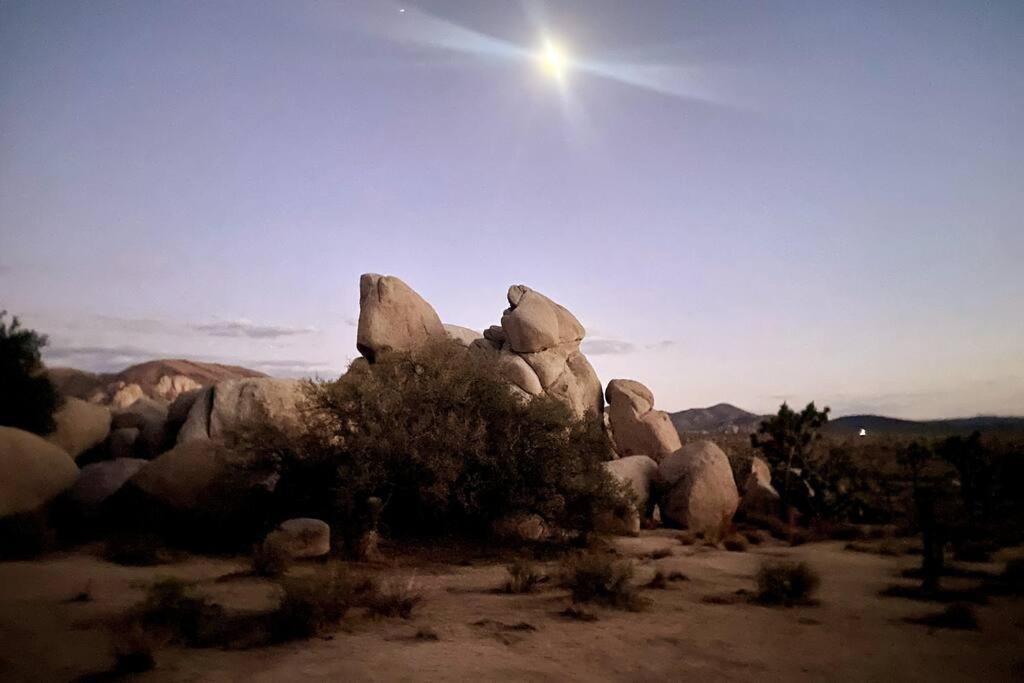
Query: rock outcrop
263 518 331 558
605 455 661 516
177 378 303 444
659 441 739 535
477 285 603 418
356 273 445 361
0 426 79 517
606 379 681 461
47 397 111 460
111 397 169 457
443 324 483 347
68 458 148 508
737 456 781 519
127 440 238 511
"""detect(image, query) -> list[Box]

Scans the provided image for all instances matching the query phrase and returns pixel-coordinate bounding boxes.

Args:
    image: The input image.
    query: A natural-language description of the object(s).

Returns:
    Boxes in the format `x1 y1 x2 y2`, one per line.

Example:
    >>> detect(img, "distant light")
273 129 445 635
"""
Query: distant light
398 8 406 13
538 38 569 80
858 428 867 437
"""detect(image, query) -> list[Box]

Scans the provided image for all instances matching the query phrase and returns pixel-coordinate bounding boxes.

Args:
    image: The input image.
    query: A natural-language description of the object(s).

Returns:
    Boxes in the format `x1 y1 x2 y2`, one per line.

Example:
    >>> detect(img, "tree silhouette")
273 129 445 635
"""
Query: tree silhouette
750 402 830 514
0 311 61 434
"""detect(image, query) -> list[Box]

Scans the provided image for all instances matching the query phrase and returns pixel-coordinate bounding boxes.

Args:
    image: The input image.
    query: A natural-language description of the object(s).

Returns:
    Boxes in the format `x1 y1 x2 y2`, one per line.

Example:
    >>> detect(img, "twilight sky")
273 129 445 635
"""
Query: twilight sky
1 1 1022 419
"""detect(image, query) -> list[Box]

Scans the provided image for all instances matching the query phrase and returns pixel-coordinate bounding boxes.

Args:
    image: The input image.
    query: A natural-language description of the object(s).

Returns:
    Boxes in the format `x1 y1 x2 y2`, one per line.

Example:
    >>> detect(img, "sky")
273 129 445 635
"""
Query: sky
1 1 1022 419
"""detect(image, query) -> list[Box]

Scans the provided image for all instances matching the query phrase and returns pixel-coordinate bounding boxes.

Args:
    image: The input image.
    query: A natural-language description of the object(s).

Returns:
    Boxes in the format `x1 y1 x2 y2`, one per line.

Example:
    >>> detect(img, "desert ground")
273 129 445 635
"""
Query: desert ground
2 535 1022 682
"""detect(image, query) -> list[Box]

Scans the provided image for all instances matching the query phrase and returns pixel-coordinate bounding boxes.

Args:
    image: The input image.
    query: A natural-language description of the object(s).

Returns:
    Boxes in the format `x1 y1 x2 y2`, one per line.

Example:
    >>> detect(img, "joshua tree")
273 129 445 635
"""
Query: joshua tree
0 311 61 434
750 402 831 515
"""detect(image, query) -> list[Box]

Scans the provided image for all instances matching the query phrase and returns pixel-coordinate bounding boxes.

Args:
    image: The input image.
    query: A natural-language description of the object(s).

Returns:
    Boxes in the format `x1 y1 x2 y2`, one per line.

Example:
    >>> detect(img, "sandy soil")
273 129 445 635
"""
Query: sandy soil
1 535 1022 682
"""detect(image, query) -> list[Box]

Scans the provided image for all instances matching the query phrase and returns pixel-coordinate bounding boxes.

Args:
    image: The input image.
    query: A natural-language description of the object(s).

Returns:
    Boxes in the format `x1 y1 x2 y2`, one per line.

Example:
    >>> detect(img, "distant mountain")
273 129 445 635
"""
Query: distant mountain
823 415 1024 437
48 359 266 403
669 403 765 435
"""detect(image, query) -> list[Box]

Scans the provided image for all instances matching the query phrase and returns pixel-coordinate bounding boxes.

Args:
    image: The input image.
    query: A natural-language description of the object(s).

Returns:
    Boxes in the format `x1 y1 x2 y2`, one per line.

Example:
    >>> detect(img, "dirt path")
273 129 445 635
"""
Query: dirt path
1 536 1022 682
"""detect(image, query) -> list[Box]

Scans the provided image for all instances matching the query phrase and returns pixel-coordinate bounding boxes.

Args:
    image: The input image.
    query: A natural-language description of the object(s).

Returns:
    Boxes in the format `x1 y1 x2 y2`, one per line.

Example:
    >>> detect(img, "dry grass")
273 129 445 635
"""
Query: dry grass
502 559 545 594
364 577 424 619
754 561 821 606
560 551 646 611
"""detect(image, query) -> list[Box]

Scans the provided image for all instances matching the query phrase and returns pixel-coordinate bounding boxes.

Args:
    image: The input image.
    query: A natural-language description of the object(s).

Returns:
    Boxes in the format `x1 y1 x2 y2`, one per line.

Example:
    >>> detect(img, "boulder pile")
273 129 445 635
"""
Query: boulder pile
605 379 681 461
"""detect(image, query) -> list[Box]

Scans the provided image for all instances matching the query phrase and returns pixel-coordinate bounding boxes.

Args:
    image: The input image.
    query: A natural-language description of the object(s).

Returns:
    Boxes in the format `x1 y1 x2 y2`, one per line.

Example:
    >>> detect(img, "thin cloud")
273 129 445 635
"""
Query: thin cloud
582 339 636 355
646 339 676 350
191 320 318 339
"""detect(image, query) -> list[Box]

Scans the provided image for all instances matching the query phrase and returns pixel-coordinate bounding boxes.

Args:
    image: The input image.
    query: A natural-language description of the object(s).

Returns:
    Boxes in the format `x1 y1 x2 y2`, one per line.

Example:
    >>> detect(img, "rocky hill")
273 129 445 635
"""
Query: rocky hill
823 414 1024 437
669 403 765 435
47 359 265 406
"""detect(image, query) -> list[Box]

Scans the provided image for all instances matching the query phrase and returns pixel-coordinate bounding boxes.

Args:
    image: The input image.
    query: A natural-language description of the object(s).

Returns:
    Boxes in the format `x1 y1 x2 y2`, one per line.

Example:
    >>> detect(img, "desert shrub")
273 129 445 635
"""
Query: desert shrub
503 558 545 594
364 577 424 619
0 511 55 560
0 311 61 435
251 542 290 578
130 579 227 648
110 622 159 674
561 551 645 610
723 534 749 552
271 565 368 640
237 340 624 548
906 603 979 631
1002 558 1024 593
414 627 439 641
755 561 820 606
103 534 175 566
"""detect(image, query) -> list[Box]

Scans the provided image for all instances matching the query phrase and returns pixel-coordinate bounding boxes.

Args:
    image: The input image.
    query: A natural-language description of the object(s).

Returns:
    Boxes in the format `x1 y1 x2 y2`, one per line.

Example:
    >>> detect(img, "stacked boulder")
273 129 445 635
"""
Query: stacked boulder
47 397 111 460
658 440 739 536
354 274 604 419
472 285 603 418
605 379 681 461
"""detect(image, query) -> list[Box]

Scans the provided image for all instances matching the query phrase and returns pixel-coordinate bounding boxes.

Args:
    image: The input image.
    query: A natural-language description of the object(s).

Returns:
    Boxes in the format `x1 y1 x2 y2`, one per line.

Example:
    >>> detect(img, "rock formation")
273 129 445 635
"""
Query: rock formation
68 458 148 509
353 275 603 419
659 440 739 535
0 426 79 517
47 397 111 460
605 379 681 461
356 273 445 361
111 396 168 457
177 378 303 444
737 456 781 519
475 285 602 418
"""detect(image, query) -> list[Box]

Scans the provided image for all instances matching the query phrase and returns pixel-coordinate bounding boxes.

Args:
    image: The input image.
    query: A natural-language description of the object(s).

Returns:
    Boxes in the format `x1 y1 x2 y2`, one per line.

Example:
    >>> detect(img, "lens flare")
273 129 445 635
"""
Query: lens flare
538 39 568 80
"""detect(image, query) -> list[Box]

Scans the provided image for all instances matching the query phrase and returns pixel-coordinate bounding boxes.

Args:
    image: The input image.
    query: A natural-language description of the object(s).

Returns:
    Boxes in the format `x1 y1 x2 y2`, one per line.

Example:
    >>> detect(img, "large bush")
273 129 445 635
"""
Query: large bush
0 311 61 434
239 340 623 549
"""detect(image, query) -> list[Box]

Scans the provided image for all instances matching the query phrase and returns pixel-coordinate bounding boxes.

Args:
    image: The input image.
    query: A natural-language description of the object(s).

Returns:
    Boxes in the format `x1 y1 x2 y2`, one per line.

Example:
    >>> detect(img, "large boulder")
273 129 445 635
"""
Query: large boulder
500 285 584 354
68 458 148 508
737 456 781 519
605 379 681 461
166 388 202 442
478 285 602 419
153 374 202 402
48 397 111 459
109 383 145 410
177 378 303 444
356 273 445 361
604 455 661 516
443 324 482 347
659 441 739 536
127 440 239 511
263 518 331 558
108 427 141 459
111 397 169 457
0 427 79 517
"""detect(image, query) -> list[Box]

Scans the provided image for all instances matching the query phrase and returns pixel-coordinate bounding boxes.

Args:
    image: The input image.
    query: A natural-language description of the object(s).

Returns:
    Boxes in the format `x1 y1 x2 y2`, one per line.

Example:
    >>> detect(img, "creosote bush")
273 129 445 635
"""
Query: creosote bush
272 565 369 640
561 550 646 611
503 558 545 594
363 577 423 619
0 311 61 435
238 340 625 548
251 542 290 578
755 561 820 606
